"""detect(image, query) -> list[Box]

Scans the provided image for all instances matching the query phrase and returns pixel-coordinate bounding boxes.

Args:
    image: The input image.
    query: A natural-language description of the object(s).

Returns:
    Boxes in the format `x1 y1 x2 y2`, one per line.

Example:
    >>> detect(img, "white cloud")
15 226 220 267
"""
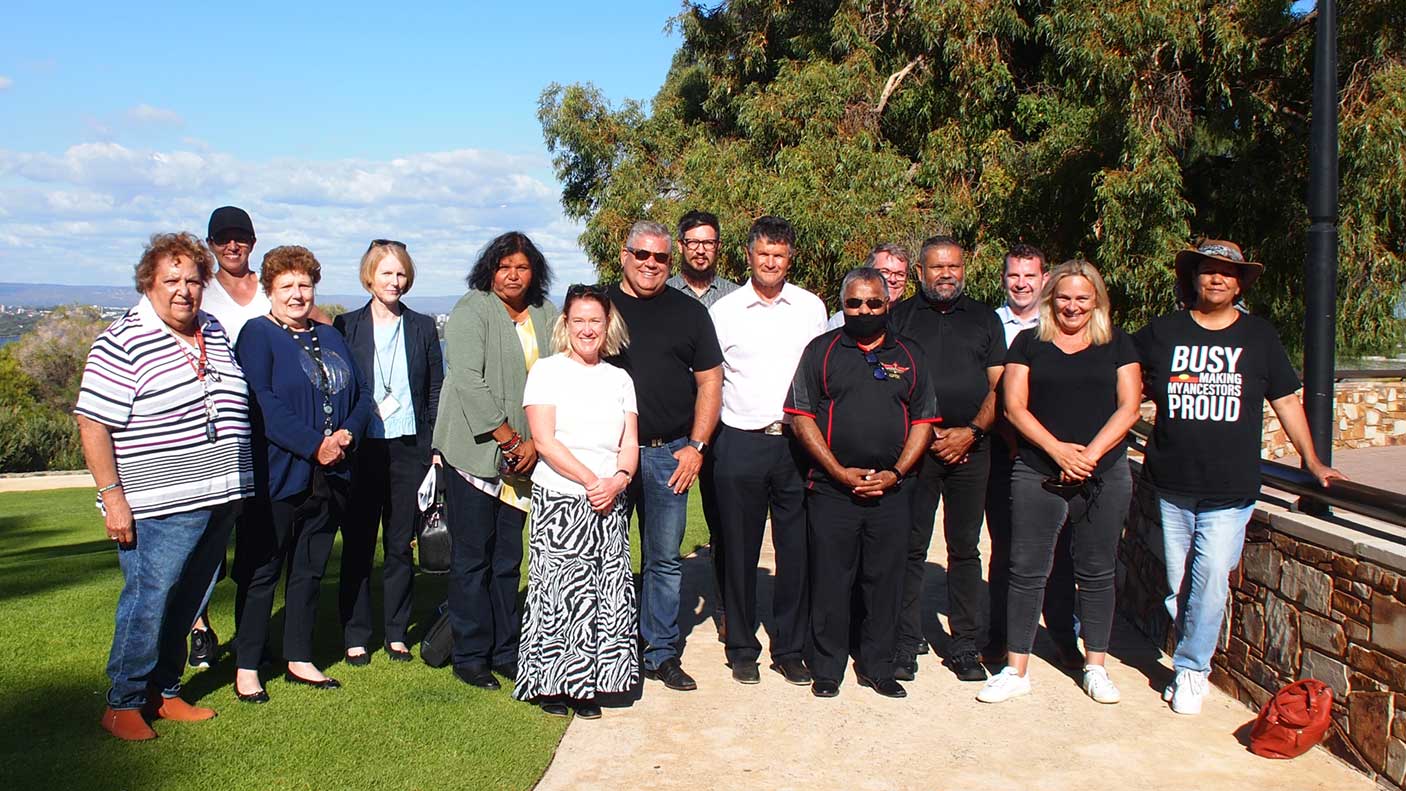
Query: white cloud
126 103 184 127
0 142 591 297
0 76 12 91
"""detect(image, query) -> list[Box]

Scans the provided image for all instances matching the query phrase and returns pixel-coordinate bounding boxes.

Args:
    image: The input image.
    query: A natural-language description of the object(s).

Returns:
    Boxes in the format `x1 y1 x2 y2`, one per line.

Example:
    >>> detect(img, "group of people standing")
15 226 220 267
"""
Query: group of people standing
80 203 1345 740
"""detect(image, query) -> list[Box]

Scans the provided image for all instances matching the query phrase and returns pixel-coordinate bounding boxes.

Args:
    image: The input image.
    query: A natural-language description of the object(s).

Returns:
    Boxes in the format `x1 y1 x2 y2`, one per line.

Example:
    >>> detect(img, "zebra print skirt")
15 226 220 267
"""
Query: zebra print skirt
513 484 639 702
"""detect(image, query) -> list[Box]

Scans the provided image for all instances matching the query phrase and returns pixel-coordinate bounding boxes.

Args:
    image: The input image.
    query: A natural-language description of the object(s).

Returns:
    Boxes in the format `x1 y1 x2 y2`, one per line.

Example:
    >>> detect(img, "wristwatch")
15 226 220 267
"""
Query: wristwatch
687 439 708 455
966 423 987 441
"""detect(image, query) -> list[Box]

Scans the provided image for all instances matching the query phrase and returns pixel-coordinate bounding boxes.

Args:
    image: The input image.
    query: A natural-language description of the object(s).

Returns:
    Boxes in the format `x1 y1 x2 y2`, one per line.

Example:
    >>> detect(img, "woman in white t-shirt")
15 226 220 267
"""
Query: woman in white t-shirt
516 284 639 719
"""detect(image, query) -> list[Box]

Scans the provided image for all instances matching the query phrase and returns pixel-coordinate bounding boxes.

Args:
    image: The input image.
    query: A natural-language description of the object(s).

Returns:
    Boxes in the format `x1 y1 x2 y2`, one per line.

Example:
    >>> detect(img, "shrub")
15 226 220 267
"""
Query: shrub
0 405 85 473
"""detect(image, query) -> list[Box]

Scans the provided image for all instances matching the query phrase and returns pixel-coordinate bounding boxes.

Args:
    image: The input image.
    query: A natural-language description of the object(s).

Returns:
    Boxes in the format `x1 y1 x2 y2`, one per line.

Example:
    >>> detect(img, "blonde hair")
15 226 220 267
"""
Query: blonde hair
359 242 416 295
1037 259 1113 345
550 286 630 357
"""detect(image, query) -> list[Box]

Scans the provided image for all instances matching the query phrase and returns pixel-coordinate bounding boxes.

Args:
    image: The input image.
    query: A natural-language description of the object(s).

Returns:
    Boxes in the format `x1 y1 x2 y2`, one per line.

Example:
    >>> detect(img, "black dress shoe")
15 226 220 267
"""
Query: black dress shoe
857 672 907 699
235 688 269 704
915 640 930 656
715 610 727 644
893 658 917 682
345 650 370 667
644 657 697 691
284 671 342 689
730 662 760 685
770 658 812 686
384 643 413 662
540 700 570 717
572 700 602 719
811 679 840 698
453 665 501 690
944 651 989 682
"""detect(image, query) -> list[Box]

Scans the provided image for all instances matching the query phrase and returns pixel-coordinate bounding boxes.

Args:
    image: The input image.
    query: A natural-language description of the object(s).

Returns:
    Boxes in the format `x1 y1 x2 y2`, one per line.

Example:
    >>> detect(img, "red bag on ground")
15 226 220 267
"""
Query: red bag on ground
1249 679 1334 759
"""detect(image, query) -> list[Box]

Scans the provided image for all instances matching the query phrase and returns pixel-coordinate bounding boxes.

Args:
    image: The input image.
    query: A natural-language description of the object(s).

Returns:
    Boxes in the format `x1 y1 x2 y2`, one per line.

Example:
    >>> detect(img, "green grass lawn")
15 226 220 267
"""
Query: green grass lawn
0 488 710 791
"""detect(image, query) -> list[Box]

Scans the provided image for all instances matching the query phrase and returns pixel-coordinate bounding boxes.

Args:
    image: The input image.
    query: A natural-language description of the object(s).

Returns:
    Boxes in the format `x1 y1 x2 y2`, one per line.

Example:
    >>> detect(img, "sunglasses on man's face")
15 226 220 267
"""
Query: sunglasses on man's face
844 297 887 310
625 247 671 265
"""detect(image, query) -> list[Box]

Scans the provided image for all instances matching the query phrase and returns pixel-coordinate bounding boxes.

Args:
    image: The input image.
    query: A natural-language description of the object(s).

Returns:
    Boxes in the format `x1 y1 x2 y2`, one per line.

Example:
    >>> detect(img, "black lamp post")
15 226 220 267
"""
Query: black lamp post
1303 0 1338 467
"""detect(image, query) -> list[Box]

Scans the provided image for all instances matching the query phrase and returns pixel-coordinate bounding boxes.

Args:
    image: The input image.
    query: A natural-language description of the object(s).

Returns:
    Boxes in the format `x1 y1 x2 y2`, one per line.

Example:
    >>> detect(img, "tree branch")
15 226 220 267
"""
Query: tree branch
875 55 924 117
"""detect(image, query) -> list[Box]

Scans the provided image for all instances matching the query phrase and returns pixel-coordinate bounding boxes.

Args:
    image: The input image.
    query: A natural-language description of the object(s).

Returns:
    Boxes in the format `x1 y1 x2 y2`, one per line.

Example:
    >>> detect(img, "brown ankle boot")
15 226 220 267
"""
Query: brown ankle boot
101 707 157 741
142 695 217 722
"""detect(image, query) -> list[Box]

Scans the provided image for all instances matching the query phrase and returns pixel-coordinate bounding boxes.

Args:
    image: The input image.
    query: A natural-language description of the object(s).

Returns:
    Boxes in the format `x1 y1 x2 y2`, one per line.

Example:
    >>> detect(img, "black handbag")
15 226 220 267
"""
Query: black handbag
415 464 451 575
419 600 454 668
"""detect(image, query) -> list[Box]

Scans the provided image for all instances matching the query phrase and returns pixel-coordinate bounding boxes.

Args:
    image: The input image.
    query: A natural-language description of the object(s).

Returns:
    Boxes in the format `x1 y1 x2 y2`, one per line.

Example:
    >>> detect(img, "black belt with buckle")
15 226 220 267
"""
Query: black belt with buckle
742 421 788 436
645 436 685 448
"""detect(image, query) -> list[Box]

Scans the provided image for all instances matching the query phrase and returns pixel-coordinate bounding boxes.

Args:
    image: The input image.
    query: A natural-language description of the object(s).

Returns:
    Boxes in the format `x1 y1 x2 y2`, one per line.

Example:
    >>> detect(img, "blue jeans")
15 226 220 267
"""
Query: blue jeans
631 438 690 670
1159 493 1256 673
107 504 235 709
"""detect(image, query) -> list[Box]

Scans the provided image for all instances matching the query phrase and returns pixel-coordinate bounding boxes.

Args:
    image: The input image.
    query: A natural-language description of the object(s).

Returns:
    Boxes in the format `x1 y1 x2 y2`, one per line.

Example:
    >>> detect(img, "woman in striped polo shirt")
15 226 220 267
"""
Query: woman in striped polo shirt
76 232 255 741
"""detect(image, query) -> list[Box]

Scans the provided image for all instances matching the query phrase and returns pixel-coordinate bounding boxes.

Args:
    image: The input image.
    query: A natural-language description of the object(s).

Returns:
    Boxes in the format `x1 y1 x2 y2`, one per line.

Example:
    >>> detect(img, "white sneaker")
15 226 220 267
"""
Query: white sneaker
977 666 1032 703
1082 665 1121 704
1170 669 1208 715
1162 674 1177 703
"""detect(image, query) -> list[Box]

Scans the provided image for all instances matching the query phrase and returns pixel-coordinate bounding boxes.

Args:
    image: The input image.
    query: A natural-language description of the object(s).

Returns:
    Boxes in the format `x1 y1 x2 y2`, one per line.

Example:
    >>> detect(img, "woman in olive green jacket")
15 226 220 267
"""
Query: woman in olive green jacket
433 232 558 689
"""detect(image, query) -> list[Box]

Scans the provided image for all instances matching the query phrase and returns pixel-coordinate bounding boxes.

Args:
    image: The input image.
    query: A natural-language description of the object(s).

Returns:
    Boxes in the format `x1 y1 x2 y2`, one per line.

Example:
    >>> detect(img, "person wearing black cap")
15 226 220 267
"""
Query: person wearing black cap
203 206 271 345
1135 239 1344 714
888 236 1006 683
786 267 939 699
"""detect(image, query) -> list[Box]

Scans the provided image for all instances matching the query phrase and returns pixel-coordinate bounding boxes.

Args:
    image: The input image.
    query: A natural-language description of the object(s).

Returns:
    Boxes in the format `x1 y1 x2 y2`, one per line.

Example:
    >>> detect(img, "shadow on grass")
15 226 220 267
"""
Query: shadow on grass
0 677 154 791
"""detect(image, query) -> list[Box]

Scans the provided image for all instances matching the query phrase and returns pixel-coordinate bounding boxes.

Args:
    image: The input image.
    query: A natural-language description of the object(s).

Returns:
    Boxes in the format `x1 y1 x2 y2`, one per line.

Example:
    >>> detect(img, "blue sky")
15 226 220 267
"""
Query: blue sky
0 0 684 295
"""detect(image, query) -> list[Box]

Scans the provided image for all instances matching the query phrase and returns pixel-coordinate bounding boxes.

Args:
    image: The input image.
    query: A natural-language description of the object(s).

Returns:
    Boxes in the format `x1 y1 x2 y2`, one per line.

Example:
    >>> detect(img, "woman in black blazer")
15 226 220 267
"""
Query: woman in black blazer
334 240 444 664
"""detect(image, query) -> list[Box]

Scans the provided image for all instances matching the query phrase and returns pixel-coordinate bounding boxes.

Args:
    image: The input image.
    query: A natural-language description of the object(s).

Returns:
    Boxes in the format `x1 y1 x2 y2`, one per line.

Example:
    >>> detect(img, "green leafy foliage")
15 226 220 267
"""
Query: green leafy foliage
8 305 109 412
538 0 1406 354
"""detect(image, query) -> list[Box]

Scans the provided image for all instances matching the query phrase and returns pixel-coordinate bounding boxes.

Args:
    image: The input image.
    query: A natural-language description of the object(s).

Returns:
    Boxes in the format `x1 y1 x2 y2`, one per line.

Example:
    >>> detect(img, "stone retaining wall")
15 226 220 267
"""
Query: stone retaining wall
1118 470 1406 787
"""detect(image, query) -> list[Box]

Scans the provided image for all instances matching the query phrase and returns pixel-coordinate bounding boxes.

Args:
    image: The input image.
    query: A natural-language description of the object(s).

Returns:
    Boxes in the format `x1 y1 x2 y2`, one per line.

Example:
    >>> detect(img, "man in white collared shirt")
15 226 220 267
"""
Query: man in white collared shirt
993 243 1046 346
984 244 1080 669
708 216 827 686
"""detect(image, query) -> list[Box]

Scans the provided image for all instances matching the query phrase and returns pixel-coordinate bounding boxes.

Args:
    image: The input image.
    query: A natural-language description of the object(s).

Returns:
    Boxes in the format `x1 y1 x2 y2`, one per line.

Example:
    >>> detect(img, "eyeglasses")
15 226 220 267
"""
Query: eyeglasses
681 238 720 251
862 350 887 381
209 233 254 247
625 247 671 265
368 239 407 251
844 297 887 310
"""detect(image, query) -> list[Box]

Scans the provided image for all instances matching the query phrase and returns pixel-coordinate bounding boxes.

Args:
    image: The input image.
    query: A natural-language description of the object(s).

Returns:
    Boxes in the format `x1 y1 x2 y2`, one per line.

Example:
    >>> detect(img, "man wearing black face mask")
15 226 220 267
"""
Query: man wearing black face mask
889 236 1006 683
785 267 940 699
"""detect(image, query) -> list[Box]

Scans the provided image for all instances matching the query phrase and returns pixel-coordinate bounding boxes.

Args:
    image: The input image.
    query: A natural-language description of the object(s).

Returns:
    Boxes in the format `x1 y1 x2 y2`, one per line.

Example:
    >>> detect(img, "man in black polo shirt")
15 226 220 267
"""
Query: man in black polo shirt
889 235 1005 682
608 219 724 692
786 267 939 699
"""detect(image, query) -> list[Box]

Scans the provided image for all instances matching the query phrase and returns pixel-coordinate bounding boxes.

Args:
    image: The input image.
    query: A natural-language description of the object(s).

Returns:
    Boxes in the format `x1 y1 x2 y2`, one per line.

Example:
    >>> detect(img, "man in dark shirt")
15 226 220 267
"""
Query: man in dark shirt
889 236 1006 682
608 219 724 692
786 268 939 699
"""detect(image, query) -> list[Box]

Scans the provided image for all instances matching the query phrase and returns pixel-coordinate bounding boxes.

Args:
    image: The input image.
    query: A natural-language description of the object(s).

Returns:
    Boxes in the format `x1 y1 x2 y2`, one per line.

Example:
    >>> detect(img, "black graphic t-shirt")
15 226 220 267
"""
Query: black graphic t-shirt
1134 311 1300 500
1005 327 1139 476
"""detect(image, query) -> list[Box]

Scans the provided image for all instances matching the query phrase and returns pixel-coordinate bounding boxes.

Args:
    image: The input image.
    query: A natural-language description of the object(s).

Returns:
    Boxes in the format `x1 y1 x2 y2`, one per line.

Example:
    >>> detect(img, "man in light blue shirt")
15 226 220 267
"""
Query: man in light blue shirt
984 243 1081 669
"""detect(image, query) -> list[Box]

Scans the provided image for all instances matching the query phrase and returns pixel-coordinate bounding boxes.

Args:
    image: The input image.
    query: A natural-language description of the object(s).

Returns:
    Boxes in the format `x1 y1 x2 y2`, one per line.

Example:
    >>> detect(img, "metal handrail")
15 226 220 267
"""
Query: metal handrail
1333 368 1406 381
1128 419 1406 530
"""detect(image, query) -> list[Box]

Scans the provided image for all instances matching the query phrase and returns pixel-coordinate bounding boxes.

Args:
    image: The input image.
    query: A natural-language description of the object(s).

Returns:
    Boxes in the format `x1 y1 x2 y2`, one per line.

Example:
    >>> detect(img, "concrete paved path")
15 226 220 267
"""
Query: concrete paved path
537 518 1371 791
0 471 92 492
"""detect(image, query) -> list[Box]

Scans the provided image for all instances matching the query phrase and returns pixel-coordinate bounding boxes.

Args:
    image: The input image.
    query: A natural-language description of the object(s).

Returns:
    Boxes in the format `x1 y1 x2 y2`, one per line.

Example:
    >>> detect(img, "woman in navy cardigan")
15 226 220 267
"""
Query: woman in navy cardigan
334 240 443 665
232 245 372 702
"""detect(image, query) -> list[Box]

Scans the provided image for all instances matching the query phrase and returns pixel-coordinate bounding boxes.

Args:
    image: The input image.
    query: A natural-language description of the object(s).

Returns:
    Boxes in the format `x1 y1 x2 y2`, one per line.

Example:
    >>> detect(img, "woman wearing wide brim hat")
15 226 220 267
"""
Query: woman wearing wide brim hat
1134 238 1344 715
1172 240 1263 309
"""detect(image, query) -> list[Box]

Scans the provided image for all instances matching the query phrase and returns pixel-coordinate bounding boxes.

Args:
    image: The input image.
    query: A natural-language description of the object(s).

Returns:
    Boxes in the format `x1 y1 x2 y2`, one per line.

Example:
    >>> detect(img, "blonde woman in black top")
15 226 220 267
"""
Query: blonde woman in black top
978 260 1141 705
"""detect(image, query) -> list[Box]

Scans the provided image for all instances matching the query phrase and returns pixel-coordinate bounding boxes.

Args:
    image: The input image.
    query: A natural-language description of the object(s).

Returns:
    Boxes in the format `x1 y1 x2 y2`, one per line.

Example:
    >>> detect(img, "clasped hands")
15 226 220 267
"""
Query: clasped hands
583 472 629 513
1048 441 1097 482
836 467 898 498
316 429 355 466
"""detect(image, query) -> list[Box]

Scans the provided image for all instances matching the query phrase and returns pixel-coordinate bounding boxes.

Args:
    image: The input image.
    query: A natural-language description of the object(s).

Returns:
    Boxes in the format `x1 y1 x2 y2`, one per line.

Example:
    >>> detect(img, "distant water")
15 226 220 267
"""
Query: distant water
0 336 19 348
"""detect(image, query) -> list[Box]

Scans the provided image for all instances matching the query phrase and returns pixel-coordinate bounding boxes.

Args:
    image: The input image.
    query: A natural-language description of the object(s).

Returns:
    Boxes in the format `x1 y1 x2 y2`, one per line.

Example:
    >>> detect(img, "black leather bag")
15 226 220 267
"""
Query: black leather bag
415 465 451 575
419 600 453 668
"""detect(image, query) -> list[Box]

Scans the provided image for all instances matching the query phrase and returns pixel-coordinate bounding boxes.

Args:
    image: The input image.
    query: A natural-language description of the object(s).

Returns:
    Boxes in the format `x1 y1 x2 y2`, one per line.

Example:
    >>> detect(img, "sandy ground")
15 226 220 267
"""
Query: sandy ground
0 471 92 492
537 517 1371 791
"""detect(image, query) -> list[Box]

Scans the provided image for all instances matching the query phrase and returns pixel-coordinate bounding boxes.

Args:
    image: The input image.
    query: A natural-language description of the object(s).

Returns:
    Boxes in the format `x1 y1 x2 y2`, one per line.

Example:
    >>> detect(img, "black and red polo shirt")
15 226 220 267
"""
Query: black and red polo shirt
784 327 941 494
